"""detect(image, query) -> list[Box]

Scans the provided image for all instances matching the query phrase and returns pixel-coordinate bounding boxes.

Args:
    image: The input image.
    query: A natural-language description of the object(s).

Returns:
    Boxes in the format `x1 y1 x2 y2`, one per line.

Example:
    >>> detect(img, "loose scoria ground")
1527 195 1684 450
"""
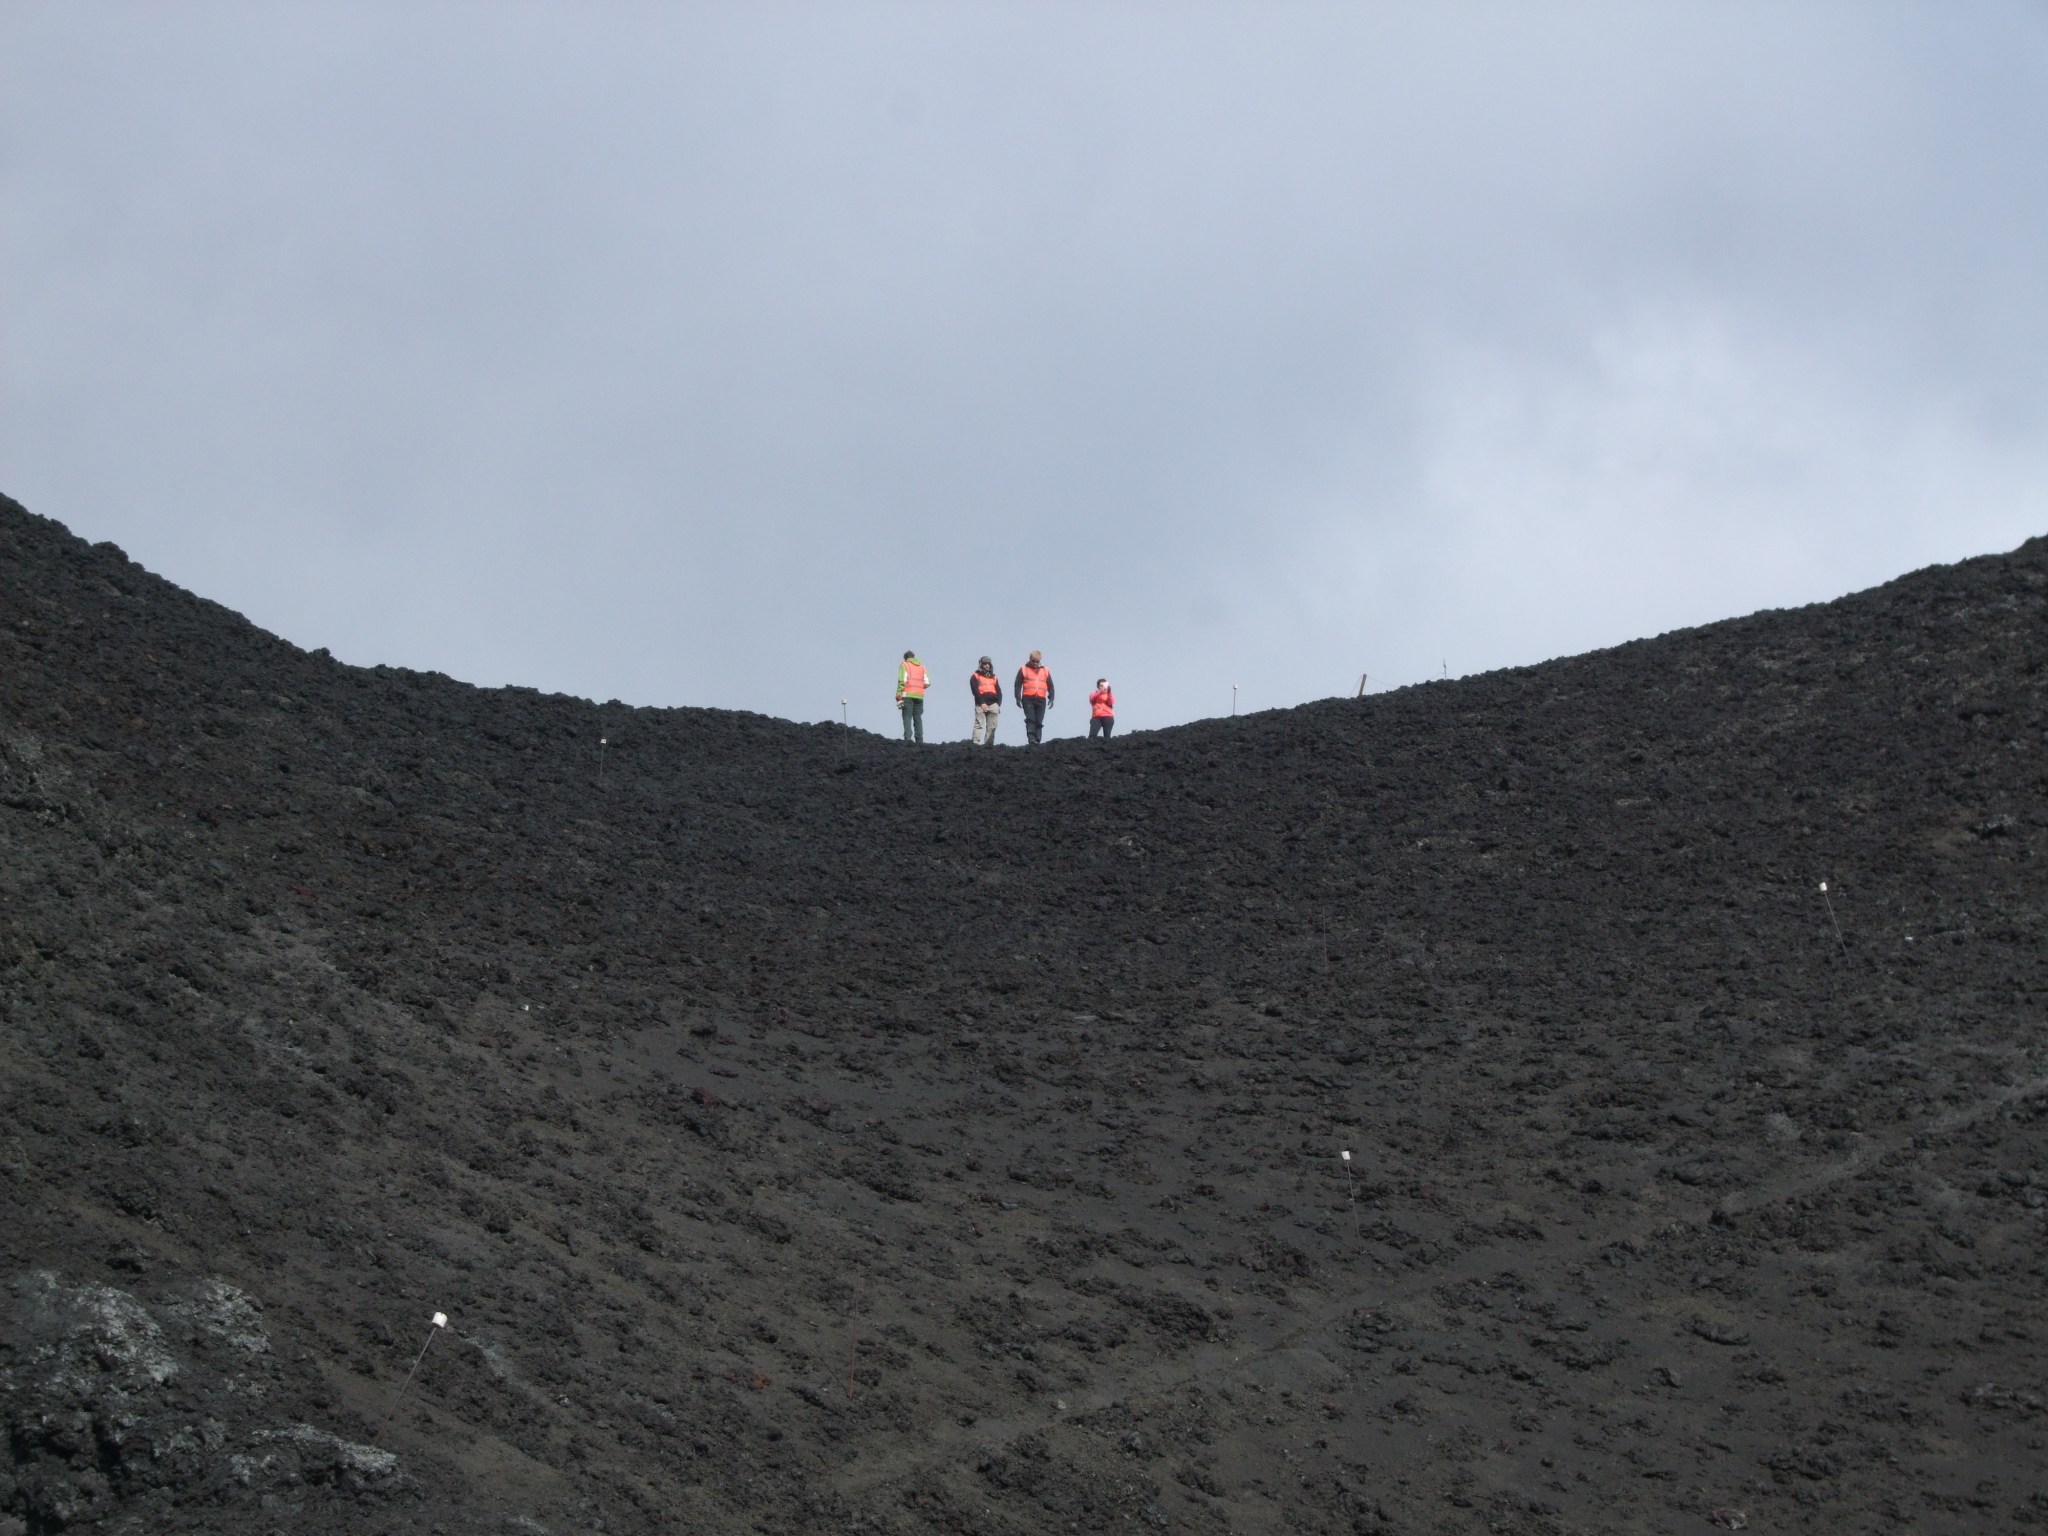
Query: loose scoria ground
2 491 2044 1534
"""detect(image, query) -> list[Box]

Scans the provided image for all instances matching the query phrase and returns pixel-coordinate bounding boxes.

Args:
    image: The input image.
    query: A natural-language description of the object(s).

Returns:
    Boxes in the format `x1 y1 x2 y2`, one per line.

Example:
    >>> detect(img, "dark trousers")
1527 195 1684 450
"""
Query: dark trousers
899 697 924 742
1089 715 1114 741
1020 697 1047 743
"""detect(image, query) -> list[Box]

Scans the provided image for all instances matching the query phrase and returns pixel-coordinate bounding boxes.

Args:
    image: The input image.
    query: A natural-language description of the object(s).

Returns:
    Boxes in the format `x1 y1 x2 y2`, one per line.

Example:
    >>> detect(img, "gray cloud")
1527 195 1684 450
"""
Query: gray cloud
5 1 2045 736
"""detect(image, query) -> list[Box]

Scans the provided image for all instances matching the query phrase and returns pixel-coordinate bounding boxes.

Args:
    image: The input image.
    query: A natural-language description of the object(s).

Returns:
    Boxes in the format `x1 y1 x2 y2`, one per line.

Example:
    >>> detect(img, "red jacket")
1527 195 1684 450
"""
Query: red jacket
1089 687 1115 718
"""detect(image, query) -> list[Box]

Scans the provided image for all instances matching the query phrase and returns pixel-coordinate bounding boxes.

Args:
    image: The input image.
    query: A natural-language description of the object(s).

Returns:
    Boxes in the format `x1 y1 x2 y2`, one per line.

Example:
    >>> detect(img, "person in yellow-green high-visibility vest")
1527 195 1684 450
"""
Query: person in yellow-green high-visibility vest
895 651 929 743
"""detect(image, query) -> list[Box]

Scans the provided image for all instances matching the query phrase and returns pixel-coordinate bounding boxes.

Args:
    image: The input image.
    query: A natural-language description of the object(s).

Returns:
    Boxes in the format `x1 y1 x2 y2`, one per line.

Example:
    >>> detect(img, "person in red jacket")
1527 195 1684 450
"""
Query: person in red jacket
1088 678 1115 741
1014 651 1053 744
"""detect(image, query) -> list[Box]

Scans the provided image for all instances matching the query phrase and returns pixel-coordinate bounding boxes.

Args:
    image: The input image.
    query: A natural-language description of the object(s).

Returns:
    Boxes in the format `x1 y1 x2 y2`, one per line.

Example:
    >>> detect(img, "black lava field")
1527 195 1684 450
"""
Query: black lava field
3 491 2045 1536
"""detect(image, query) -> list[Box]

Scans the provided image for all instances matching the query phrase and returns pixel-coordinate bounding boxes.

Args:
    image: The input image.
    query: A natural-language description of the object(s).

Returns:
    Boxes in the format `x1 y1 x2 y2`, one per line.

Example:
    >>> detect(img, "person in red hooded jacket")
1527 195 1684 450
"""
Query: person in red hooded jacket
1088 678 1115 742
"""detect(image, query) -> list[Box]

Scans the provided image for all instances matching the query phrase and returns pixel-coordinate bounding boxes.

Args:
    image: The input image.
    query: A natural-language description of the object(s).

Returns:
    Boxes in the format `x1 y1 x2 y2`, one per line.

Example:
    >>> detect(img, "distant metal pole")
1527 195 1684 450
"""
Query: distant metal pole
840 699 848 728
1355 673 1368 698
1231 683 1238 717
1341 1149 1362 1246
1819 881 1848 959
375 1311 448 1440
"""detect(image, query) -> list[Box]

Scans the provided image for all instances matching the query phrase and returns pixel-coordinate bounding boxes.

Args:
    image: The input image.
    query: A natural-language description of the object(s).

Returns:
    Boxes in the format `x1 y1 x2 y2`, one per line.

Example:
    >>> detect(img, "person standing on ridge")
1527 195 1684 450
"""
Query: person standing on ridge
896 651 929 743
1014 650 1053 745
1088 678 1115 742
969 657 1002 746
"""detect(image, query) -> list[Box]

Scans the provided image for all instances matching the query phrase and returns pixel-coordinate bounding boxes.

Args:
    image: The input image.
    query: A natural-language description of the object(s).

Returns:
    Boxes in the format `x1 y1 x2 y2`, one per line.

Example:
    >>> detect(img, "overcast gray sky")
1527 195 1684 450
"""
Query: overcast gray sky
5 3 2045 739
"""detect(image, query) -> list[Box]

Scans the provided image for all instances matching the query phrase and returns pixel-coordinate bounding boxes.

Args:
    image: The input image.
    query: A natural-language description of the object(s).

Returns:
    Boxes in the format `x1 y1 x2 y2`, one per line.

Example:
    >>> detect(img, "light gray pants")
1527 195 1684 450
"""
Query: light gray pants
972 701 1001 745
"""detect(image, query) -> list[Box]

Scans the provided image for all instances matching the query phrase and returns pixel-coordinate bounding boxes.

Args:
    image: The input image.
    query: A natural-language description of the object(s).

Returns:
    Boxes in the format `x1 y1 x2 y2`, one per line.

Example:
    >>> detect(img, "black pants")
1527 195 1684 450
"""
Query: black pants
1089 715 1114 741
1020 697 1047 743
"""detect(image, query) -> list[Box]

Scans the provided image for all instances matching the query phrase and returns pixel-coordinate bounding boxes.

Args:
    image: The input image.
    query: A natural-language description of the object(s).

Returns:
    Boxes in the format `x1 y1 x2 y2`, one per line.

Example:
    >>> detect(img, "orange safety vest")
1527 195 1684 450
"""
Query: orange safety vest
971 670 1001 700
899 661 928 698
1090 688 1115 718
1019 664 1050 698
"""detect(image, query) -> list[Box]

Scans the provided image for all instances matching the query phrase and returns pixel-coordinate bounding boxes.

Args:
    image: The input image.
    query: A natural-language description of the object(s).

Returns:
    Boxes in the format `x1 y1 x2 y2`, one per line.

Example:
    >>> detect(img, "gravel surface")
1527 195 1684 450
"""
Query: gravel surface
3 492 2044 1534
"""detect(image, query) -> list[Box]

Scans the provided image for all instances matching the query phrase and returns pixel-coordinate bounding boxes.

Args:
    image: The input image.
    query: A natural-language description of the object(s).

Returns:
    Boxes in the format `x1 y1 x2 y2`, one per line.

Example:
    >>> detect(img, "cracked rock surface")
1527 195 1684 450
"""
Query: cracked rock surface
2 491 2045 1533
1 1271 409 1531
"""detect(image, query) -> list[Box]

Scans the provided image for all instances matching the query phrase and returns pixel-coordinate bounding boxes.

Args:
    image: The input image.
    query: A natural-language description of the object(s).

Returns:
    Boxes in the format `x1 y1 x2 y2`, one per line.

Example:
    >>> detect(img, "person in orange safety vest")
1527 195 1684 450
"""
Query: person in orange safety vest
1088 678 1115 742
1013 651 1053 744
969 657 1002 746
896 651 929 743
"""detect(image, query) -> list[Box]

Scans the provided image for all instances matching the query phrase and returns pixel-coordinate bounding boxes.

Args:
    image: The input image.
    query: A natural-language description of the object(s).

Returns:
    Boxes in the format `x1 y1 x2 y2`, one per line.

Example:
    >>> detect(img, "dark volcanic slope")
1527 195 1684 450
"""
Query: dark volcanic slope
3 492 2044 1536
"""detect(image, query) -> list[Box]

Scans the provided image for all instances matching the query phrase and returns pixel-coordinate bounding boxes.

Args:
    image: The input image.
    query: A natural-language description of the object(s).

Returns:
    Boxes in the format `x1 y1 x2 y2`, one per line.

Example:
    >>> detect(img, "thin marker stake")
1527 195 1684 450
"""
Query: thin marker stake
597 736 607 787
1355 673 1368 699
1341 1149 1362 1246
1231 683 1238 717
1819 881 1848 959
375 1311 448 1440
